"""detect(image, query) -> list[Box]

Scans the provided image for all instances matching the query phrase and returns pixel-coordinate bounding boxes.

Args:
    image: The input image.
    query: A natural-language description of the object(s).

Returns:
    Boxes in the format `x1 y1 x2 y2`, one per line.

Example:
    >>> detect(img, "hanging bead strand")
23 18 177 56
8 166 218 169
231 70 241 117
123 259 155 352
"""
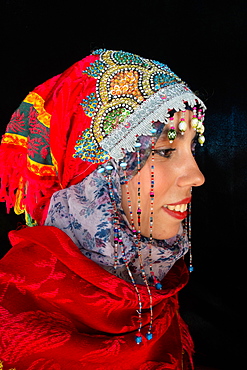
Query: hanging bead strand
167 115 177 143
178 110 187 134
183 198 193 273
135 138 154 341
121 158 144 343
187 201 193 272
197 108 205 146
105 163 119 270
191 106 198 131
135 139 142 243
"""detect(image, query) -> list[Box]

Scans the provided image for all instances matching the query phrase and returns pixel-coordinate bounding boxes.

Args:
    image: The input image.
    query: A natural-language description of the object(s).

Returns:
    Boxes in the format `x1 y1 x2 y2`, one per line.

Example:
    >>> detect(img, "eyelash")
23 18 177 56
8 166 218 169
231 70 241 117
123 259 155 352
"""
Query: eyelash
153 148 176 158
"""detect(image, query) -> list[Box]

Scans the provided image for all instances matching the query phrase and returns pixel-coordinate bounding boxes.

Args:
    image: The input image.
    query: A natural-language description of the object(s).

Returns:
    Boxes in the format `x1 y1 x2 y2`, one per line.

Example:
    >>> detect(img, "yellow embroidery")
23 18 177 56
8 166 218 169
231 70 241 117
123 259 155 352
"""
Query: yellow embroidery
0 360 16 370
27 156 57 177
24 92 51 128
1 133 27 148
14 176 25 215
50 149 58 173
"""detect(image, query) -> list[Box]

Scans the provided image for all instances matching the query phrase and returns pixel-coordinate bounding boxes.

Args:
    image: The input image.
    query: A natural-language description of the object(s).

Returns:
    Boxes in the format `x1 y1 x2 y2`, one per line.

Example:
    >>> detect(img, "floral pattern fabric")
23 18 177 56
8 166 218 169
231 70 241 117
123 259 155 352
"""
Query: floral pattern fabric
45 162 189 285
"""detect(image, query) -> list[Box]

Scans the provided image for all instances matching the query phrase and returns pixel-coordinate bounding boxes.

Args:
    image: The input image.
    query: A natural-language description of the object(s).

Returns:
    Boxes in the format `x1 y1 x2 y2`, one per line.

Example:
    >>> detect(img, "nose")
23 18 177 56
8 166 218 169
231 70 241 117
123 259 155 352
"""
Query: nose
177 155 205 188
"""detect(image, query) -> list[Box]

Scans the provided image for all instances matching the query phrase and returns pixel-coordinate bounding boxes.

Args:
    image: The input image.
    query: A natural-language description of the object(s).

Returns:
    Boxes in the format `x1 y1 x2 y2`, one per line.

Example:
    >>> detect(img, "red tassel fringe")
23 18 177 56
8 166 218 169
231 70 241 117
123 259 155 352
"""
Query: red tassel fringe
0 145 61 225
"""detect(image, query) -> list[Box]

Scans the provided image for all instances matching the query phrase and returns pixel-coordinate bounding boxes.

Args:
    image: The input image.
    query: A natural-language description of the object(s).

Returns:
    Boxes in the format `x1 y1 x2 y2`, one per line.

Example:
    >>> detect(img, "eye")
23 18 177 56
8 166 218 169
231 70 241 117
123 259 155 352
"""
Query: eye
153 148 176 158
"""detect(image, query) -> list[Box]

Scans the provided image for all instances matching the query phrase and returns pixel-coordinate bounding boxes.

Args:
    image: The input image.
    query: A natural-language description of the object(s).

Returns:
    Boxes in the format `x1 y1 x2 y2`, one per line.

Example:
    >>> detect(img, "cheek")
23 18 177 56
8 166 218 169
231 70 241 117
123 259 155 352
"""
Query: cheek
151 165 173 200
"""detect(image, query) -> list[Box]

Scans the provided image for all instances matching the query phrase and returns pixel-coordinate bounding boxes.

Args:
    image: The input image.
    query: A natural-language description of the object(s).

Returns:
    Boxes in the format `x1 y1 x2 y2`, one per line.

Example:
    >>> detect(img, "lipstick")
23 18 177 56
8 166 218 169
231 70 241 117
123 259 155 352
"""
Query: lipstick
163 197 191 220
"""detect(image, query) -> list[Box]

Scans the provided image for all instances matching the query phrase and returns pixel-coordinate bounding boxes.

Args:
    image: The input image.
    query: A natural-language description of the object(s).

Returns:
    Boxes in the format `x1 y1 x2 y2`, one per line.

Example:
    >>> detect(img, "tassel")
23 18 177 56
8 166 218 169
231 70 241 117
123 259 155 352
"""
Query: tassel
0 146 60 224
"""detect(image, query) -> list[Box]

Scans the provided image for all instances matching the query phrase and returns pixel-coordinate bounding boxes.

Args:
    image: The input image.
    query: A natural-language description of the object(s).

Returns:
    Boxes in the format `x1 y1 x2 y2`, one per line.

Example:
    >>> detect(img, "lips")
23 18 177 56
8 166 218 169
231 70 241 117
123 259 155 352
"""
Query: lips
163 197 191 220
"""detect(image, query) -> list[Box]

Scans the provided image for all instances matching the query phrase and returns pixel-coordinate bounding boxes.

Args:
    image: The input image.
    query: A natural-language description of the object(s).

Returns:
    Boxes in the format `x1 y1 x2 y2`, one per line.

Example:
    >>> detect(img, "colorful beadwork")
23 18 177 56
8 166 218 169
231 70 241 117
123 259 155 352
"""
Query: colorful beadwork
74 128 110 163
80 93 98 117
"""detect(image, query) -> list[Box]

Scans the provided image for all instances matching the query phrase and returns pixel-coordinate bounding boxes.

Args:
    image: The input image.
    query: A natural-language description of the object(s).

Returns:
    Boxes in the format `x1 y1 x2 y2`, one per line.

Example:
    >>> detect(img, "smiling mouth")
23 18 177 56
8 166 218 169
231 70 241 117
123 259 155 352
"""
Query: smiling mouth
164 204 188 212
162 202 190 220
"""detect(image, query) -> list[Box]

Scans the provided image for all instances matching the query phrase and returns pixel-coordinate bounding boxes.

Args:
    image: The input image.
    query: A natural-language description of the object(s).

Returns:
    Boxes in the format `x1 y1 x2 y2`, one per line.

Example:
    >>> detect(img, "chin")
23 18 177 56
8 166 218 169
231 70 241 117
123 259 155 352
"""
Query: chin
152 224 181 240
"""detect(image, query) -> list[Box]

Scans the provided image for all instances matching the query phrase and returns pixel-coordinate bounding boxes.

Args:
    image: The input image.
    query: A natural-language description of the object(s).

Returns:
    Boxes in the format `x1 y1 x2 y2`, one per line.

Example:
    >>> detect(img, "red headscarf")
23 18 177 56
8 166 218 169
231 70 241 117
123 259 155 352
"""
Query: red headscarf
0 49 205 225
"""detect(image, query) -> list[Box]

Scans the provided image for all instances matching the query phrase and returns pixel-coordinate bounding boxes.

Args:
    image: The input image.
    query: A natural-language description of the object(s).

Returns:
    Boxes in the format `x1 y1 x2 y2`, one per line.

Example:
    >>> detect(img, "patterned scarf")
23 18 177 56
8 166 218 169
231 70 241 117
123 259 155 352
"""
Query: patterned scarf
45 161 189 284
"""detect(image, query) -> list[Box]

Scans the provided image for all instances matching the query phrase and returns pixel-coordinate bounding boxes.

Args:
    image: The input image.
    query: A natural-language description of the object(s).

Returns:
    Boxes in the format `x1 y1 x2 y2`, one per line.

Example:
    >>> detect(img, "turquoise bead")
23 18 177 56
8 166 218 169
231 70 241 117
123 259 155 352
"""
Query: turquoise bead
155 283 162 290
146 333 153 340
135 335 142 344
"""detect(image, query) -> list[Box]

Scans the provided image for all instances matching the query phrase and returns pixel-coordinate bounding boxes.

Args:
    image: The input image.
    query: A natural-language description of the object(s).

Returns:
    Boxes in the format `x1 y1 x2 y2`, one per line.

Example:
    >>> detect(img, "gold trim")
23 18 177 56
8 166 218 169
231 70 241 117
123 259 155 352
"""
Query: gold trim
1 133 27 148
27 156 57 177
23 92 51 128
0 360 16 370
14 176 25 215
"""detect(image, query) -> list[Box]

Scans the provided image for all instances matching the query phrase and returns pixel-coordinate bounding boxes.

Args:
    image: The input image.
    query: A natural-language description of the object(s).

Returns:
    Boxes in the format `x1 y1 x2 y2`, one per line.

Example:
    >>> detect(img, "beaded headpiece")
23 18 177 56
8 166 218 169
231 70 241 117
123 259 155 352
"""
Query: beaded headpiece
74 49 206 162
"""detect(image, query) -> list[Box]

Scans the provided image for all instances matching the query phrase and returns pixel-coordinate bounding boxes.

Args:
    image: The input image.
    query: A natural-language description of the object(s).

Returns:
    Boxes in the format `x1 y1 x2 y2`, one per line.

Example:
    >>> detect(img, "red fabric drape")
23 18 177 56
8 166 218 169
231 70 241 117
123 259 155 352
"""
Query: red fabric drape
0 226 193 370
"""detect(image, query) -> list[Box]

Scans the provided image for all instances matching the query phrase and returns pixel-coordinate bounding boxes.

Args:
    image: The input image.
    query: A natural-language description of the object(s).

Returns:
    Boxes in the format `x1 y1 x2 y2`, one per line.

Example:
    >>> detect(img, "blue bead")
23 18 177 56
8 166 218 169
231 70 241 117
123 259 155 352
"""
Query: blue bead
97 167 105 173
146 333 153 340
155 283 162 290
134 142 141 148
120 162 127 167
105 165 113 171
135 335 142 344
189 266 194 272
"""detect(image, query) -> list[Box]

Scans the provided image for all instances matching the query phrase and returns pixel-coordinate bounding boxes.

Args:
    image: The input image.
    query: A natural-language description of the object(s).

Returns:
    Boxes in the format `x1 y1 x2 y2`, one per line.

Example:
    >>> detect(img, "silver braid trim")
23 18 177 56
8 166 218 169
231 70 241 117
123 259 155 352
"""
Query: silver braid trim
100 84 206 160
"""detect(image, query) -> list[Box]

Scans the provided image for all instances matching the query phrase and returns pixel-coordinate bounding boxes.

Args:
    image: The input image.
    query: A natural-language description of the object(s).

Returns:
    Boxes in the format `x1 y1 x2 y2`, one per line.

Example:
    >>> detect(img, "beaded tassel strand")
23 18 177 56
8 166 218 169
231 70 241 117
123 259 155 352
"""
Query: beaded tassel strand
134 138 155 342
148 129 162 291
104 163 119 270
120 160 143 342
102 161 150 343
186 201 193 272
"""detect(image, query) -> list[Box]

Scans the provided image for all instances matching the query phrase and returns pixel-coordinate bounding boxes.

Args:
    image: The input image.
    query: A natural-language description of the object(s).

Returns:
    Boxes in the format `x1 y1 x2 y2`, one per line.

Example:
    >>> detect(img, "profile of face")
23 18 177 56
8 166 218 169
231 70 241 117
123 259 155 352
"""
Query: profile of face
121 110 205 240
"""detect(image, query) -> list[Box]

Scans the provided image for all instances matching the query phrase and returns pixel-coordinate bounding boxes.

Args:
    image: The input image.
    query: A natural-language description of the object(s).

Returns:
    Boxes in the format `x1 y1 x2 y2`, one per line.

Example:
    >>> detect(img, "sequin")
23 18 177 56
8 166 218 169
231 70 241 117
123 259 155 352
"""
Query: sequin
83 60 106 78
81 93 98 117
151 72 177 90
73 128 110 163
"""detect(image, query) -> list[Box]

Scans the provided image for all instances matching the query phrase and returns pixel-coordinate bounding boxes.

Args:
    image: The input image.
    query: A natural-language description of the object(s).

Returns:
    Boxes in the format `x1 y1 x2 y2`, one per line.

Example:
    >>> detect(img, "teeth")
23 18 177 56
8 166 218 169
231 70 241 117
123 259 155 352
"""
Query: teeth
164 204 187 212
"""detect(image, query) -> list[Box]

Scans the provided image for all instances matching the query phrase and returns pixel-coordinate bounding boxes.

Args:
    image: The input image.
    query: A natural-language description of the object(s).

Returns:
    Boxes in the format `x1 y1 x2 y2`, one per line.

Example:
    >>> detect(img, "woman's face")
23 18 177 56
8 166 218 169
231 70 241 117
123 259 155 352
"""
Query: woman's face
121 110 205 240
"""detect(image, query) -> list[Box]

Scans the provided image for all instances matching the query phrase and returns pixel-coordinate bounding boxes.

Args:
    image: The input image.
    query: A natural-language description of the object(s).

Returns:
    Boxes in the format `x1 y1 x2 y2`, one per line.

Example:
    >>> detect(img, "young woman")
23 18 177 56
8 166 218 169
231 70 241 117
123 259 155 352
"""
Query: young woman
0 49 206 370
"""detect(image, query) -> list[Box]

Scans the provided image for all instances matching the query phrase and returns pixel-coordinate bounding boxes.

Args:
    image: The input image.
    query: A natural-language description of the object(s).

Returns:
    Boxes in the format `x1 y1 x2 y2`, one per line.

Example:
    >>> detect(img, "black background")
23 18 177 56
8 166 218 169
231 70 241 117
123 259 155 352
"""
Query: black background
1 1 247 369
